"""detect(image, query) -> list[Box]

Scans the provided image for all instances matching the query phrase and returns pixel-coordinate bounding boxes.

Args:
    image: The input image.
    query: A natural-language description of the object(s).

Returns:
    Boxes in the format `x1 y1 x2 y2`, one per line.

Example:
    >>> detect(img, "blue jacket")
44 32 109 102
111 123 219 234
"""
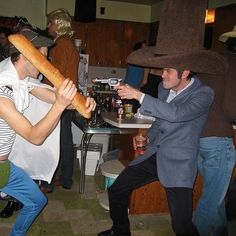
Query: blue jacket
130 77 214 188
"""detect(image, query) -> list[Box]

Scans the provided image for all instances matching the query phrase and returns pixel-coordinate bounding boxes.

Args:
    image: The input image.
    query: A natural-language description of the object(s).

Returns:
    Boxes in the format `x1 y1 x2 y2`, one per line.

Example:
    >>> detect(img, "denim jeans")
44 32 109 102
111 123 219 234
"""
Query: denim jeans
0 162 47 236
194 137 236 236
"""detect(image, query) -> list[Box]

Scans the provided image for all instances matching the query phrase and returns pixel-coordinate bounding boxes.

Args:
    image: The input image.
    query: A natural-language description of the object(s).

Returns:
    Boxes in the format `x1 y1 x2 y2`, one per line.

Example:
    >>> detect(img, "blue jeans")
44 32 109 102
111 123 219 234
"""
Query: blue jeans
194 137 236 236
0 162 47 236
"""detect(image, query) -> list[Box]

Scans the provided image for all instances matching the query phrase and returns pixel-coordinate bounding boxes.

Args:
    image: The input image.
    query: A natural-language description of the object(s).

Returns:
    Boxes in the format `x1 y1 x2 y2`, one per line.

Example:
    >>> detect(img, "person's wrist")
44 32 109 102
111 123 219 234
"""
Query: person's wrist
135 91 143 101
53 101 67 113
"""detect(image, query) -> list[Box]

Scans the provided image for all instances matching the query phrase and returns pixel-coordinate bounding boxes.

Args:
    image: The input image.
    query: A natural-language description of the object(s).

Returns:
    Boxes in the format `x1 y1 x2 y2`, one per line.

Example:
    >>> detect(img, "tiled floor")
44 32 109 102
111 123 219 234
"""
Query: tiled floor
1 159 236 236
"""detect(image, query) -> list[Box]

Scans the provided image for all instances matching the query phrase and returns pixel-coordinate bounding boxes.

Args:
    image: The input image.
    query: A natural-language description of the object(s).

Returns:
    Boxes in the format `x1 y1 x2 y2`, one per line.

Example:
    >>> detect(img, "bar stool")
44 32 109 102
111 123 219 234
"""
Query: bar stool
98 159 125 210
100 159 125 189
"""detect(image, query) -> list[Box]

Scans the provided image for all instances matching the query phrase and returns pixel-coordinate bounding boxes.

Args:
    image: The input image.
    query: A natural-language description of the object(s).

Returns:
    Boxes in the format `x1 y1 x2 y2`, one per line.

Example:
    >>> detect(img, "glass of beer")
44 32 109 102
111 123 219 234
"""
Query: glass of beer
134 134 147 155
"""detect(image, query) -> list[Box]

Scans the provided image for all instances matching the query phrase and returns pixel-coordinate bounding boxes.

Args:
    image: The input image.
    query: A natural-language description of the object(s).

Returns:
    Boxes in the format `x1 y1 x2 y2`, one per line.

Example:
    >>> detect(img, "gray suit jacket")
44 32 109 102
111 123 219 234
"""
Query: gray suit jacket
130 77 214 188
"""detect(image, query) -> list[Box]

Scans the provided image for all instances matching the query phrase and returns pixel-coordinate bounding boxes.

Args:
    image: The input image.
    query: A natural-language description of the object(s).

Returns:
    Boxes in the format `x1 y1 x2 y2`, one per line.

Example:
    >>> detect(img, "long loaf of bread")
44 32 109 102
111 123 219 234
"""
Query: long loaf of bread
8 34 91 119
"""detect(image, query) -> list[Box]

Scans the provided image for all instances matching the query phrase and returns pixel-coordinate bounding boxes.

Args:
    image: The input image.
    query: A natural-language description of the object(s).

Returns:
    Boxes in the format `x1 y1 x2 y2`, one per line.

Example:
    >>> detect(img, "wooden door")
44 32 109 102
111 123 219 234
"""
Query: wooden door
72 20 88 52
72 19 149 68
86 19 124 67
123 21 149 67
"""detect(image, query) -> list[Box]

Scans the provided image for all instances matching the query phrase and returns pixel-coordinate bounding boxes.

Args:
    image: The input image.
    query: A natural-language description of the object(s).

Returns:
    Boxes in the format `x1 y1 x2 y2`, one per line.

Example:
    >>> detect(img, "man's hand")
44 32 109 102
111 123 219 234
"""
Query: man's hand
116 84 143 101
54 79 77 109
85 96 96 113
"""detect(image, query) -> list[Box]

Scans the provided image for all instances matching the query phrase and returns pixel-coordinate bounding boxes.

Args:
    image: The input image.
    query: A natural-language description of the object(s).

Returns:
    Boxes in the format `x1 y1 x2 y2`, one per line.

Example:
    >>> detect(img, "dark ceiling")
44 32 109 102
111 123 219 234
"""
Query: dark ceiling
107 0 162 6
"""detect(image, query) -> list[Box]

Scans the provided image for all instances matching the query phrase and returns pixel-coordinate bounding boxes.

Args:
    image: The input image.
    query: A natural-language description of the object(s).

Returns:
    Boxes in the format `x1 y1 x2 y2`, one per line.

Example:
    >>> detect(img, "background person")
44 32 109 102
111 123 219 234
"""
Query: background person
140 68 162 98
45 8 79 190
193 25 236 236
124 41 147 88
123 41 148 113
131 67 163 112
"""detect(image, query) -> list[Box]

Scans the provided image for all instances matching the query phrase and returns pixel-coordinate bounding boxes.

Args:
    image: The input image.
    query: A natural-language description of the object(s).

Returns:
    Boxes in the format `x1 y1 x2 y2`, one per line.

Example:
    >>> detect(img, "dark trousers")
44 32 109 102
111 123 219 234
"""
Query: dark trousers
108 155 199 236
59 110 74 188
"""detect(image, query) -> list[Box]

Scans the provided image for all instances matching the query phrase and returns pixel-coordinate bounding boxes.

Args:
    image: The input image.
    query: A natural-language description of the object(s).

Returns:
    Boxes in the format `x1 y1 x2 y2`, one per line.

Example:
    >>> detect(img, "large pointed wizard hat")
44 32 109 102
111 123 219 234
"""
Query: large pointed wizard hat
127 0 227 75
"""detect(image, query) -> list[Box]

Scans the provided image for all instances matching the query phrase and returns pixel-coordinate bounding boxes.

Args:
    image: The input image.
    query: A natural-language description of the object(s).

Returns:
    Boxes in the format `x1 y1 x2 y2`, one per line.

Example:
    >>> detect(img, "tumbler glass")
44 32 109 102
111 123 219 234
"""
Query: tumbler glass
134 134 147 155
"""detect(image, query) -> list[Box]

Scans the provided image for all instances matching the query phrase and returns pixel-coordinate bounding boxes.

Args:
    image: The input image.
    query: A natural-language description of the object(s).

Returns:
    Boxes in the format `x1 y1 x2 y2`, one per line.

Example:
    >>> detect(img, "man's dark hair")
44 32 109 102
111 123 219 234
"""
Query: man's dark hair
0 27 12 37
177 70 195 80
187 71 196 79
11 52 21 63
133 40 146 51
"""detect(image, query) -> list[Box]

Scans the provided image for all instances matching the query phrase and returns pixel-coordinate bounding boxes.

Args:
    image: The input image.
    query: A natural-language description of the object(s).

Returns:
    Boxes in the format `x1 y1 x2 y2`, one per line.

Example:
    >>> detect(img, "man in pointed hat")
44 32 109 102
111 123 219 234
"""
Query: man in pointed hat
193 25 236 236
97 0 227 236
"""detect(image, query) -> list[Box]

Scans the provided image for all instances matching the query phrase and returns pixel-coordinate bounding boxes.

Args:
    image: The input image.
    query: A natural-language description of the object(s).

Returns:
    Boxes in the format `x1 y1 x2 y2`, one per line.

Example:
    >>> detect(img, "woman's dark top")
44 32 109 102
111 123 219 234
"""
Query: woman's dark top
131 72 162 113
140 72 162 98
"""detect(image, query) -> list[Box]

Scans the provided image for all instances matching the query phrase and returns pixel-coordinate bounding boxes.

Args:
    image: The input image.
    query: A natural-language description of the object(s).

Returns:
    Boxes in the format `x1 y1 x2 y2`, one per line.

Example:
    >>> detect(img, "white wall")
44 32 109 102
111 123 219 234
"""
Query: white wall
150 0 236 22
0 0 46 29
150 0 163 22
209 0 236 8
1 0 235 29
97 0 151 23
47 0 152 23
46 0 76 16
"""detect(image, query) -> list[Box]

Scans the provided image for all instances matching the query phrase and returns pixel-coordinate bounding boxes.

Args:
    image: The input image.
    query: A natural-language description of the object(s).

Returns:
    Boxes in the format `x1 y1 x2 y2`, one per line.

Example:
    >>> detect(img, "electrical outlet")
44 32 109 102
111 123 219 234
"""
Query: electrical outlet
100 7 105 15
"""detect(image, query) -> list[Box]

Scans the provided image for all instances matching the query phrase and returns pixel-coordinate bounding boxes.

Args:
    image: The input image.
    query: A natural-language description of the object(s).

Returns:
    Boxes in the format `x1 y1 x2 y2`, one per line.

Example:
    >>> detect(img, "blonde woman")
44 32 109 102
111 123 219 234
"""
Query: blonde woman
45 8 79 189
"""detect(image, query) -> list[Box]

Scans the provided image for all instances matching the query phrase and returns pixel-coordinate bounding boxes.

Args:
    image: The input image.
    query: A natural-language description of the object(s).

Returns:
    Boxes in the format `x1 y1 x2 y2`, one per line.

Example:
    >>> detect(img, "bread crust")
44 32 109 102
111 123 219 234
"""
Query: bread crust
8 34 91 119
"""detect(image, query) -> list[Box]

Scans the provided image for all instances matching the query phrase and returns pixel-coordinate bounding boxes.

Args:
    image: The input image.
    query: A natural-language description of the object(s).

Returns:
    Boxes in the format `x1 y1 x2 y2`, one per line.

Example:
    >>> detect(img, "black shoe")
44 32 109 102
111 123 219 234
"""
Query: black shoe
35 180 54 194
61 184 72 190
0 201 23 218
53 179 72 190
97 229 131 236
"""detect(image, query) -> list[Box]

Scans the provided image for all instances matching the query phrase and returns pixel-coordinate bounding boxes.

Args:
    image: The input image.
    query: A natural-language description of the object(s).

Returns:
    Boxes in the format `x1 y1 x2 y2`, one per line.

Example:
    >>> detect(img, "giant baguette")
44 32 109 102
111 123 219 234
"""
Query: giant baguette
8 34 91 119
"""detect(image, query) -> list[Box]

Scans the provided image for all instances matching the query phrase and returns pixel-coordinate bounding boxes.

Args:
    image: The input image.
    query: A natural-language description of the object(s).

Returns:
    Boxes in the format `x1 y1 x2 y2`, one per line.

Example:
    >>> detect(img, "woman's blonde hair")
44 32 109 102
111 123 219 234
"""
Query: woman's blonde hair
47 8 74 37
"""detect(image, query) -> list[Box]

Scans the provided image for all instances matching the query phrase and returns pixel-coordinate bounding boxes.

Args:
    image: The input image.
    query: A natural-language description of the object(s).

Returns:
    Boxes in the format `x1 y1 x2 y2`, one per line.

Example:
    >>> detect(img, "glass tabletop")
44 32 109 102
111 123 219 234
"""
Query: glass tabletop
73 111 136 135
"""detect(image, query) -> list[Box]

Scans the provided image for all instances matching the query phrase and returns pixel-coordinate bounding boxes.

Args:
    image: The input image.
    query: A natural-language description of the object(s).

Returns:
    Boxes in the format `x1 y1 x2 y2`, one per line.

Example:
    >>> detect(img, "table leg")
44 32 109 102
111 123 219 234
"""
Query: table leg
79 133 93 194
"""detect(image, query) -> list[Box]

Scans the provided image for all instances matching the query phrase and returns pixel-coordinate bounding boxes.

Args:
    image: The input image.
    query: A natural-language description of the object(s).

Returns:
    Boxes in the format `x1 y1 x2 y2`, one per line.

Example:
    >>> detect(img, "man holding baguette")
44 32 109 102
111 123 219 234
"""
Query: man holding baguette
0 30 95 235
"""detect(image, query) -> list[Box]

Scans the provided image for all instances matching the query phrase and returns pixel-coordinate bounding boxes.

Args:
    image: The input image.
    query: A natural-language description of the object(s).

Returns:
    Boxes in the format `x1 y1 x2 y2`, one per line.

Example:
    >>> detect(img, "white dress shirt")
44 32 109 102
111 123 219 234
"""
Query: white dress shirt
140 77 194 104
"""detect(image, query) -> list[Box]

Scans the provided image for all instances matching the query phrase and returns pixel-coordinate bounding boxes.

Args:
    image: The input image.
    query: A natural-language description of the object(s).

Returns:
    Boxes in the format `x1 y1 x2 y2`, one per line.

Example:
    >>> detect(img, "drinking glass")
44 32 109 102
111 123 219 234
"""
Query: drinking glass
134 134 147 155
